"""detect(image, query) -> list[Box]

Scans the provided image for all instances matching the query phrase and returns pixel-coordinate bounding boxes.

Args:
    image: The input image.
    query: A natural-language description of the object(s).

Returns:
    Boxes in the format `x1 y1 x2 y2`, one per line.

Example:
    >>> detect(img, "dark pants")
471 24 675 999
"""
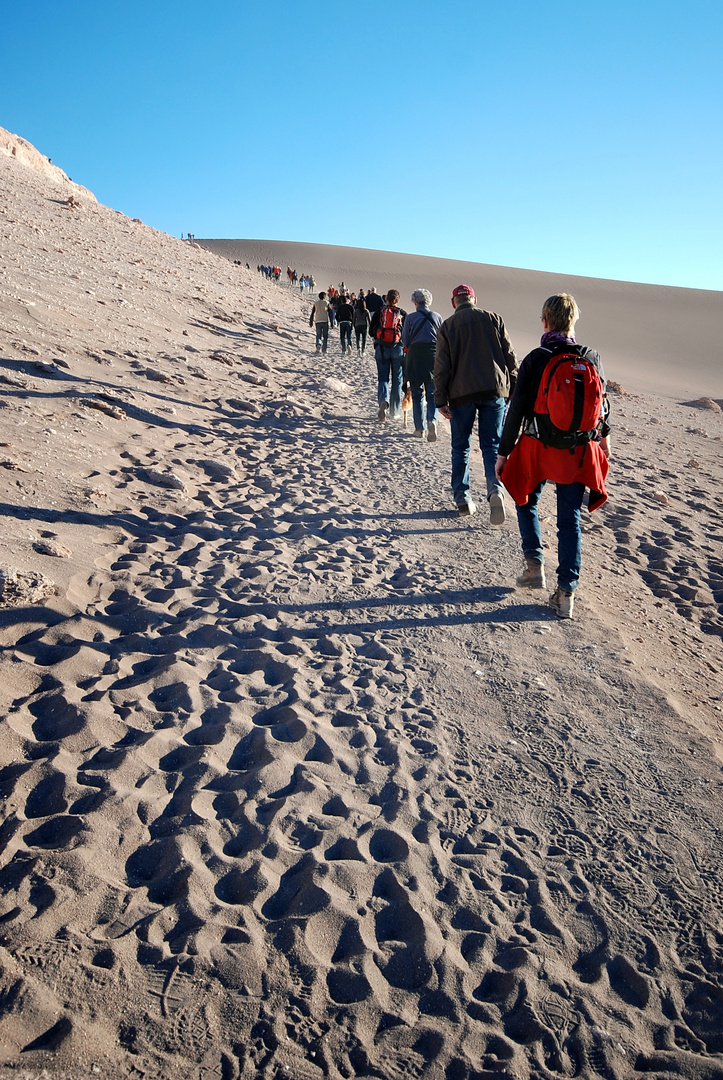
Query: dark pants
405 342 437 431
339 321 352 350
354 325 368 352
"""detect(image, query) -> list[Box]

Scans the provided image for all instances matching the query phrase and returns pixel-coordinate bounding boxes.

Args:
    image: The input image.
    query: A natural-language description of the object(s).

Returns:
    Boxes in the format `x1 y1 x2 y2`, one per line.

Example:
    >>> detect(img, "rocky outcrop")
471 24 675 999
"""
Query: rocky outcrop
0 125 96 201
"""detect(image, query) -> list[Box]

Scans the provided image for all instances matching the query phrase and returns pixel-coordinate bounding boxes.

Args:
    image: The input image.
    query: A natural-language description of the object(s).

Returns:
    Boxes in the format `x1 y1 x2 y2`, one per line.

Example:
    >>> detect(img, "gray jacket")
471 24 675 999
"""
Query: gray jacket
434 302 518 408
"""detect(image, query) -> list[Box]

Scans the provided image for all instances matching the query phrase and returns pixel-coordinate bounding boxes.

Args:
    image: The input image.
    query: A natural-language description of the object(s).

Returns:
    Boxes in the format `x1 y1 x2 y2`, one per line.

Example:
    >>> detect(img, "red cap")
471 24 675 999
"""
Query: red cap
452 284 475 300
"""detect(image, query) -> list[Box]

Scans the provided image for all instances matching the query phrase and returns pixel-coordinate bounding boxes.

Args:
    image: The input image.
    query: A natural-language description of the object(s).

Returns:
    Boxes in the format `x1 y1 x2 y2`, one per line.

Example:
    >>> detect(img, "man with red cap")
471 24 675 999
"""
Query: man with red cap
434 285 518 522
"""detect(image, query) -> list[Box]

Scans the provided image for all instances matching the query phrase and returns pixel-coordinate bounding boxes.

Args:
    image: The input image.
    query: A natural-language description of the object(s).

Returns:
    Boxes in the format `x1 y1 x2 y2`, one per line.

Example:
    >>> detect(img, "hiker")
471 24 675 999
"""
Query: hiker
337 294 355 355
309 292 332 354
434 284 518 521
401 289 443 441
353 296 371 355
495 293 611 619
365 287 383 318
370 289 406 420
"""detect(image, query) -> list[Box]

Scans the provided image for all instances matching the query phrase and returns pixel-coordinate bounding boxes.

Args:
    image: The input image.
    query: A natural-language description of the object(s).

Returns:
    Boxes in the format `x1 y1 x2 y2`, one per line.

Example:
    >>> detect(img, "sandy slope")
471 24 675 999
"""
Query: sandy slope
197 239 723 401
0 129 723 1080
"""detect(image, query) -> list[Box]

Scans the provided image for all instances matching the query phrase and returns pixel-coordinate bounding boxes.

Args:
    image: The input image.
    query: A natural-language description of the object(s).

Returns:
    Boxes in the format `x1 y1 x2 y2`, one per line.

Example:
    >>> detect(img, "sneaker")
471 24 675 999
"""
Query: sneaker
427 422 438 443
412 429 424 439
378 402 389 421
549 587 575 619
516 559 546 589
457 500 477 517
489 492 506 525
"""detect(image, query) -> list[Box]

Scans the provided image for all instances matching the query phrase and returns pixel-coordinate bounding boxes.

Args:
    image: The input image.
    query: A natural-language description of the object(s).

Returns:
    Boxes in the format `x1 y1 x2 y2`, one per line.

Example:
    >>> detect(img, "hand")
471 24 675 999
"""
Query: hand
600 435 611 459
494 455 507 481
438 405 452 420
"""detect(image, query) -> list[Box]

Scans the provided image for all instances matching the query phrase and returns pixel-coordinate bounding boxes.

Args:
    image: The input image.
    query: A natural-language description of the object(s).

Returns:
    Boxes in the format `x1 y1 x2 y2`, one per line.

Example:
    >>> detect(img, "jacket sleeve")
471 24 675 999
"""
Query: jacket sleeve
401 312 415 347
498 353 536 457
433 324 452 407
498 317 519 396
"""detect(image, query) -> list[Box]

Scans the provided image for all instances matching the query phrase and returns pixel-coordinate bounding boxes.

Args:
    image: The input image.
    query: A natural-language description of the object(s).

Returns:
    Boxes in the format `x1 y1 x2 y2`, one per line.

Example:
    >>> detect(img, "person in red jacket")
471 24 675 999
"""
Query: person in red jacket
495 293 611 620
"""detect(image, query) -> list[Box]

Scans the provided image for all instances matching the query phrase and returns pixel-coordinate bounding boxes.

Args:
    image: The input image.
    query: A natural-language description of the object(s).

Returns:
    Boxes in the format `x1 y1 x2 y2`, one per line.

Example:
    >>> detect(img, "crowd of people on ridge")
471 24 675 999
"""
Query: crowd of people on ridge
255 264 316 293
308 282 611 622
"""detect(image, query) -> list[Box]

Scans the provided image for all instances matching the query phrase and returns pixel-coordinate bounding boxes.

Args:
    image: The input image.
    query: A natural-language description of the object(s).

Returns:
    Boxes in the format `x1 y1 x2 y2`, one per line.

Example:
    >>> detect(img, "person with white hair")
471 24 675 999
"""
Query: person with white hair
401 289 443 441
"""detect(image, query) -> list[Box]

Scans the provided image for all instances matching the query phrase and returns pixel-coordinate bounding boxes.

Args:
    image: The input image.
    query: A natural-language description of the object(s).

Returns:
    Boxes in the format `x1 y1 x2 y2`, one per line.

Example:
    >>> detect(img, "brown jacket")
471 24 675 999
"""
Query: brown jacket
434 302 518 408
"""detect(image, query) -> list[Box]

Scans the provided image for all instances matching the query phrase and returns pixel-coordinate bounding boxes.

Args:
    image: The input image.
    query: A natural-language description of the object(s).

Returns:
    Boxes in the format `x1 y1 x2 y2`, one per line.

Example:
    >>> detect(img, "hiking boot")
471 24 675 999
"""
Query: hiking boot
549 587 575 619
457 500 477 517
413 429 424 439
427 422 438 443
378 402 389 421
516 559 546 589
489 492 506 525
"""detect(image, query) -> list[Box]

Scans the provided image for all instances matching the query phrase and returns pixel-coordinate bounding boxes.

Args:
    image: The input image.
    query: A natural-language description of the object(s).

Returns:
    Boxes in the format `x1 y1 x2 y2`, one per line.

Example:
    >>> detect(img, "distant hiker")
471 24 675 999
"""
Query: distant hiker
495 293 610 619
370 289 406 421
353 296 371 355
309 292 332 354
401 289 443 441
434 284 518 521
365 287 384 318
337 294 355 355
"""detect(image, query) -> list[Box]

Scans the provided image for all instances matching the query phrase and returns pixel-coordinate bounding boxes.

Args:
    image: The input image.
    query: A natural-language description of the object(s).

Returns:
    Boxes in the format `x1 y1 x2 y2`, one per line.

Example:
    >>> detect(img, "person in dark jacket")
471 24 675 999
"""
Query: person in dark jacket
495 293 611 619
365 287 383 318
353 297 371 355
434 284 518 521
337 295 355 355
401 289 443 441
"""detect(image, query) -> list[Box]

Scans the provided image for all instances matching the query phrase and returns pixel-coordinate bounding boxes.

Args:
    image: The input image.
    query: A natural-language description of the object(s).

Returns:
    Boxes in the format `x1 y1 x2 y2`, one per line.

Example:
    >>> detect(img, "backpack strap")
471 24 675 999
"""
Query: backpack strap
407 308 436 346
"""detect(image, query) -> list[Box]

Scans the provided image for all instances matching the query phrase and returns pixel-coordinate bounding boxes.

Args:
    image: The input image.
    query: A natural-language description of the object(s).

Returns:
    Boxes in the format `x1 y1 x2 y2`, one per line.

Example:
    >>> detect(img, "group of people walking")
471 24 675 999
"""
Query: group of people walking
310 283 611 620
308 287 385 357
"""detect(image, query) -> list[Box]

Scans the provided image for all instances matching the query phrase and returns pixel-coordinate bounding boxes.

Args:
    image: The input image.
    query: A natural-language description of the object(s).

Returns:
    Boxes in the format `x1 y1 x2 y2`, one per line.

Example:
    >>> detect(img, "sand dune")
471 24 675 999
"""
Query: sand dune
0 127 723 1079
198 239 723 401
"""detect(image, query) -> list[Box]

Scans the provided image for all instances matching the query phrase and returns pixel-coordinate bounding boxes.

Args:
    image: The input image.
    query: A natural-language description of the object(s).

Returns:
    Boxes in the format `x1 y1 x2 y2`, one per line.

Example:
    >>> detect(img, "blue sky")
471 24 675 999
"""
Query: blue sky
2 1 722 290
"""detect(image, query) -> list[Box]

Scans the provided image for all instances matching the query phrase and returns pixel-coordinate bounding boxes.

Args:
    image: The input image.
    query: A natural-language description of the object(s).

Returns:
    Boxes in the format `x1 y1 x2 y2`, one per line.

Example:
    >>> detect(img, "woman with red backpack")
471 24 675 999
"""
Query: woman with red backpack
495 293 611 620
370 289 407 421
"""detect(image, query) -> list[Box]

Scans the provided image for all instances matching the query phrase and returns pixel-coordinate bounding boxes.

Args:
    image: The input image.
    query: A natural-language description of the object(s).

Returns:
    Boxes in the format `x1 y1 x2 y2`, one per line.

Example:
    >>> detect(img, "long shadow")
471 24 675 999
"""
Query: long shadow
189 319 299 357
0 356 230 437
220 601 551 642
0 500 233 543
257 585 515 616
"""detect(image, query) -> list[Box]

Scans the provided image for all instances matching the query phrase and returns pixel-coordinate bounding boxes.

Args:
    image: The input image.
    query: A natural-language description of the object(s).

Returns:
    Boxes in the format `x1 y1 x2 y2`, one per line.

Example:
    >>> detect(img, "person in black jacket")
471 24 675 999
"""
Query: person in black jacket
337 295 355 355
495 293 611 619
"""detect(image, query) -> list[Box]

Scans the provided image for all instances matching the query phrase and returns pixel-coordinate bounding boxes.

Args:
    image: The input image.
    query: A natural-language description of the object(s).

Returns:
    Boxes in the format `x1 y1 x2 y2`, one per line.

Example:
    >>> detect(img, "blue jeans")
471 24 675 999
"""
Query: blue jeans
516 481 586 592
339 321 352 350
375 343 404 417
315 322 329 352
450 398 506 505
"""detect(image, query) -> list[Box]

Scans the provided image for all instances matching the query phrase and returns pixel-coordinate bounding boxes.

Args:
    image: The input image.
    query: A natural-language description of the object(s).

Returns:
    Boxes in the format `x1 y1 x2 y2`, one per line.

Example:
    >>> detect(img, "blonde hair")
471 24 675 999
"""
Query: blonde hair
542 293 579 332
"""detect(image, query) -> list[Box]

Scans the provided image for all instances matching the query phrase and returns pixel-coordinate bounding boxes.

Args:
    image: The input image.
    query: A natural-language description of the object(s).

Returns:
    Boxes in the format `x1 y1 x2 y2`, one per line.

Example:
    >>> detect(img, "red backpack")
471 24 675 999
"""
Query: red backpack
376 305 403 344
532 346 604 449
